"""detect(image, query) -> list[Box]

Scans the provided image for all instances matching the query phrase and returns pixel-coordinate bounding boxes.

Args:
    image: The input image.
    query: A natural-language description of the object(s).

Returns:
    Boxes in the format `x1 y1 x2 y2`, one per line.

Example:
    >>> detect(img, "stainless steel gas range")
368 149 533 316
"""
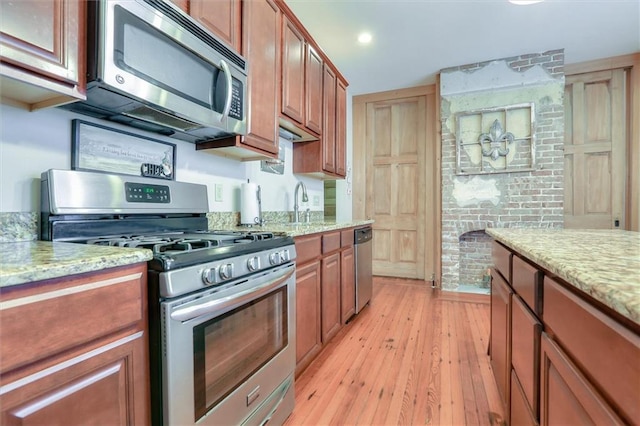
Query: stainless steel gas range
40 169 296 426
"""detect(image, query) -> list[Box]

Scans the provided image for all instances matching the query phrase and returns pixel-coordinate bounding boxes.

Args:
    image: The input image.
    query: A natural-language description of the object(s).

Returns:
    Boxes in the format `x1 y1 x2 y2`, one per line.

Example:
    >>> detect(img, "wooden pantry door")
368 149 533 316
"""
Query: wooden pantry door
353 86 438 280
564 68 627 229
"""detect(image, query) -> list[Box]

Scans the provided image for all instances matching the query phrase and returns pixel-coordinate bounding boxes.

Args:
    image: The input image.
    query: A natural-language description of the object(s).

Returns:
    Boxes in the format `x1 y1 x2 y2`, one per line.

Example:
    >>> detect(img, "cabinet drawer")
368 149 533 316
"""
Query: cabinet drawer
340 228 354 247
540 333 623 425
512 255 543 315
0 266 145 374
511 370 537 426
295 234 321 264
544 276 640 423
511 295 541 418
492 241 511 283
322 231 341 254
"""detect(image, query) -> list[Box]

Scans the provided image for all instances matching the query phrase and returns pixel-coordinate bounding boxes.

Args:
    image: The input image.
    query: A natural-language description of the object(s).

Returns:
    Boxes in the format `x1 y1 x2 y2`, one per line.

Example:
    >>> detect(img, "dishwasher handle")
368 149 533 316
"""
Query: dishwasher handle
355 227 373 244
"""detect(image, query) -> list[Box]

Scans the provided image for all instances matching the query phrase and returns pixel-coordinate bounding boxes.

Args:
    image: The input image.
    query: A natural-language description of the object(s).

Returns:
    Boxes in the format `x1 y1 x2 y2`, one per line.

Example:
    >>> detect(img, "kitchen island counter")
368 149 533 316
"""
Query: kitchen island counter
0 241 152 288
486 228 640 325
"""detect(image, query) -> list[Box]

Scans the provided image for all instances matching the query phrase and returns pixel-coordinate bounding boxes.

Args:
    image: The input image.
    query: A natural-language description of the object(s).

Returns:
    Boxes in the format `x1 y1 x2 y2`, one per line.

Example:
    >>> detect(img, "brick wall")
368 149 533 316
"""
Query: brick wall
440 50 565 291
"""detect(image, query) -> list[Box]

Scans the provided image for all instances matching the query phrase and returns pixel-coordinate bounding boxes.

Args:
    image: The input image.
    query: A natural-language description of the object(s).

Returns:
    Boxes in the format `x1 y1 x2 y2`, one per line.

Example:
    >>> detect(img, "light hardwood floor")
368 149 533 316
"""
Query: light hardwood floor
285 277 505 426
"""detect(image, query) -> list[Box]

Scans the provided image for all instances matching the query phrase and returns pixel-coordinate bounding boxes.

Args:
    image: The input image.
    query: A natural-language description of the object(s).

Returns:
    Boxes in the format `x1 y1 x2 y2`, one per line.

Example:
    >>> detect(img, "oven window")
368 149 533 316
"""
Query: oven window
192 287 288 421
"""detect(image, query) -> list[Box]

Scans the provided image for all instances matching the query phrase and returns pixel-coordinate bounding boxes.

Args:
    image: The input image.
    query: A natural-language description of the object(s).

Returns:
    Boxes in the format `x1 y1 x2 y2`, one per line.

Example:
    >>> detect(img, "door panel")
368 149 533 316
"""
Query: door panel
564 69 626 229
366 96 425 279
353 86 438 281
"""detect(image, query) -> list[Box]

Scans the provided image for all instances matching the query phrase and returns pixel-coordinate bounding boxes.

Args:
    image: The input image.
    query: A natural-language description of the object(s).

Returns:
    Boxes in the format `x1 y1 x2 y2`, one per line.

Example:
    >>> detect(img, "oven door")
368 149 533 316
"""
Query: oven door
161 263 296 426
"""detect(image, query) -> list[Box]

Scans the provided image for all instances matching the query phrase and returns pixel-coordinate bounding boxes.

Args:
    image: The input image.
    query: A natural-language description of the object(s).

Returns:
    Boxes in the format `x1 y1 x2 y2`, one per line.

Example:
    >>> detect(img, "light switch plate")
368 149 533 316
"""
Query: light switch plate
214 184 223 202
313 195 320 207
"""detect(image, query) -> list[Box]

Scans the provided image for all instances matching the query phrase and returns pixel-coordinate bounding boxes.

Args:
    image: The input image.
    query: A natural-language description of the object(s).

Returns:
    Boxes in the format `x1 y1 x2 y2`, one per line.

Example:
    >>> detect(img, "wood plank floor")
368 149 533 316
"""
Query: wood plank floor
285 276 506 426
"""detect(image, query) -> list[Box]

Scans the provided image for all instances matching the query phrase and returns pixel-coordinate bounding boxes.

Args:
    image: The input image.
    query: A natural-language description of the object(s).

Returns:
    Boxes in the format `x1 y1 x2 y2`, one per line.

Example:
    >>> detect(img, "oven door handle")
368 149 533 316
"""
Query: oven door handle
170 267 294 322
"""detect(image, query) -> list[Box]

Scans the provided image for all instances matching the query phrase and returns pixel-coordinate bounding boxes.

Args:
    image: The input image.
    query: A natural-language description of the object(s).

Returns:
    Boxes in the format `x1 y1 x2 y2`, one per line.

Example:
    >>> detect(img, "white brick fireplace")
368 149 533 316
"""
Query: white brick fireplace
439 50 566 291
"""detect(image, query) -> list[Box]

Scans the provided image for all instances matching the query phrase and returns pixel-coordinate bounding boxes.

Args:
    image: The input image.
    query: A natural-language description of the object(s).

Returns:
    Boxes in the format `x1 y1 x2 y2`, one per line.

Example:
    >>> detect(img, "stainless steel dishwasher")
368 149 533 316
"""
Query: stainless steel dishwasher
354 226 373 314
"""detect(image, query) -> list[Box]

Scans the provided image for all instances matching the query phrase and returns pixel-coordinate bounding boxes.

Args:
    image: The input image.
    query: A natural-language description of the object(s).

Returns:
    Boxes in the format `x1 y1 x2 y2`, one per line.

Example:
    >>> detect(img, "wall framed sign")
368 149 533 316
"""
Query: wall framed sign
71 119 176 180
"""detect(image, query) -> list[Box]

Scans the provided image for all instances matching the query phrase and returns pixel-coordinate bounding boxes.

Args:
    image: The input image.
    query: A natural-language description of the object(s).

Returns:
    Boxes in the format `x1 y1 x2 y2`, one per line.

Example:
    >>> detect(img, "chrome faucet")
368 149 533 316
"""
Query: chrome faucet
293 181 309 223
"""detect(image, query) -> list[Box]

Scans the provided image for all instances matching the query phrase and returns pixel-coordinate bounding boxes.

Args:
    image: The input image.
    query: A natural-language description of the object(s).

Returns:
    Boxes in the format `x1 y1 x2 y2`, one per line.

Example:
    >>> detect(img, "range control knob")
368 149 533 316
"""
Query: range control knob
247 256 260 271
202 267 217 286
269 252 280 265
219 263 234 280
279 249 289 263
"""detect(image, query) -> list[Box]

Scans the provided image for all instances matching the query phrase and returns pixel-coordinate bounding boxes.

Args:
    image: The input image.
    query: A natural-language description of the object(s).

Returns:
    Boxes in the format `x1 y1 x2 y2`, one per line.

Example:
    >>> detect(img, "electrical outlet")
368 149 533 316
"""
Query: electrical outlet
214 184 223 202
313 195 320 207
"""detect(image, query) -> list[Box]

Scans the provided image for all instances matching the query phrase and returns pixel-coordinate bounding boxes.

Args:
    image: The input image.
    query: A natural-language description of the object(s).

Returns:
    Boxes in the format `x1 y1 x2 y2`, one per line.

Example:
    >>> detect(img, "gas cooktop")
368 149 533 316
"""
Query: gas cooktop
85 231 294 271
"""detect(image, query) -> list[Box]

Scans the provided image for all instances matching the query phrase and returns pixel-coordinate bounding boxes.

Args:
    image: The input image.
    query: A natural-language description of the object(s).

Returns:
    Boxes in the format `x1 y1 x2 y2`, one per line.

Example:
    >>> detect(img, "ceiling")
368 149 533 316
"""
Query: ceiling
285 0 640 95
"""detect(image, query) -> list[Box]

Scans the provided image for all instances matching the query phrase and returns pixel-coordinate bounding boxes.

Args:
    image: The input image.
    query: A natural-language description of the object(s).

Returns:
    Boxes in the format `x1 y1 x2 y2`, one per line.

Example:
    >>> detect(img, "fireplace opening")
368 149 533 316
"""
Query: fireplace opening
457 230 492 294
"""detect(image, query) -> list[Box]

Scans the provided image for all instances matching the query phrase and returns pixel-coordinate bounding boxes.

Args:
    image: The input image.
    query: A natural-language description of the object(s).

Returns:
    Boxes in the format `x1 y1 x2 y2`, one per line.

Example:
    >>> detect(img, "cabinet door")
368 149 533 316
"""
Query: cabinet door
241 0 280 155
1 332 149 426
490 270 512 419
0 0 85 106
305 45 323 135
540 333 622 425
281 16 305 124
322 65 337 174
335 79 347 177
190 0 241 51
295 260 322 376
321 252 341 342
340 246 355 323
511 370 537 426
511 295 541 420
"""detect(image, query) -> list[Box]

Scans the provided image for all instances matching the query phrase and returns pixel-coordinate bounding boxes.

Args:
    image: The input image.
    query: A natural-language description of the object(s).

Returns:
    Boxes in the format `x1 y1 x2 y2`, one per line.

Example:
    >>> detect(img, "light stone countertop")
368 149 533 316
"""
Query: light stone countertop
0 241 153 288
0 221 371 288
486 228 640 325
231 220 374 237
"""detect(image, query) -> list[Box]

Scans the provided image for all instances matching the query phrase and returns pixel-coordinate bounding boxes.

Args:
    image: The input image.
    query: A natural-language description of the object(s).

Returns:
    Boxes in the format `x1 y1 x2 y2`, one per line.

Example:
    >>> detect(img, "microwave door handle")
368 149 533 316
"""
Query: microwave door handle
218 59 233 122
170 267 293 322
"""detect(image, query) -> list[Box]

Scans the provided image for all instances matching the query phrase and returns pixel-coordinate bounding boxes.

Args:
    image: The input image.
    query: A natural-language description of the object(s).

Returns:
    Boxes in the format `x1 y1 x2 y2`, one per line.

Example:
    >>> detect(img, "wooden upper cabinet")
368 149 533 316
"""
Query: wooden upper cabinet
240 0 280 156
280 16 322 140
197 0 280 159
0 0 86 109
322 65 337 174
305 45 324 134
189 0 242 52
335 78 347 177
168 0 189 13
281 15 305 124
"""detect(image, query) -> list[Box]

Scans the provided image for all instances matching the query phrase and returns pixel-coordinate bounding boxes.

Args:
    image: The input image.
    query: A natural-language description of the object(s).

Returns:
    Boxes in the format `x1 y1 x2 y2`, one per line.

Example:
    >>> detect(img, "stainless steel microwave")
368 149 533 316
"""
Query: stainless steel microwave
62 0 248 142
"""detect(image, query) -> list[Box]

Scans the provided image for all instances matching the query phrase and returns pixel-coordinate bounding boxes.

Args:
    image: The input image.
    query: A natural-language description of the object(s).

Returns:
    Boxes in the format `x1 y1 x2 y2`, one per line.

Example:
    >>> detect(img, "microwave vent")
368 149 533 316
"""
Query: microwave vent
144 0 246 71
123 105 202 132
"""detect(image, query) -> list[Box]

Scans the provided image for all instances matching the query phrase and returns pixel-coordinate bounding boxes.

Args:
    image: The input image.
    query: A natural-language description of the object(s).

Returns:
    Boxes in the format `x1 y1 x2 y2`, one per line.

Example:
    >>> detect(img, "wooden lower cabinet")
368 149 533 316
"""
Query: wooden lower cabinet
340 246 355 323
0 264 150 425
490 269 512 420
510 295 541 420
321 251 341 342
491 239 640 426
1 332 147 425
511 370 537 426
295 228 355 376
540 333 623 425
295 260 322 376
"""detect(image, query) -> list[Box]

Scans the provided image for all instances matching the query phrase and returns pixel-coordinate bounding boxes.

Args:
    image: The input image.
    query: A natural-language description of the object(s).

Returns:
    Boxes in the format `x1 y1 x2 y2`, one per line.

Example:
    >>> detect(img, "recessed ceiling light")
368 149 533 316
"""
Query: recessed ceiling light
509 0 544 4
357 32 372 44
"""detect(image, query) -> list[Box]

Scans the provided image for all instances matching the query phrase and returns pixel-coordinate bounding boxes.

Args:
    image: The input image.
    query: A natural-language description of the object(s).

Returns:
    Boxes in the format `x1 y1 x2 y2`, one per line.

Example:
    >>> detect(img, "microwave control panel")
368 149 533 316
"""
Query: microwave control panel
229 79 243 120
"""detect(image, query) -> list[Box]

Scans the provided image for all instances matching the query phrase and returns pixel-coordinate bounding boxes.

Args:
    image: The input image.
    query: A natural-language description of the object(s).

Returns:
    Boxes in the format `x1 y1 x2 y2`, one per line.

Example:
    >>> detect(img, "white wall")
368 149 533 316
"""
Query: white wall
0 103 323 213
